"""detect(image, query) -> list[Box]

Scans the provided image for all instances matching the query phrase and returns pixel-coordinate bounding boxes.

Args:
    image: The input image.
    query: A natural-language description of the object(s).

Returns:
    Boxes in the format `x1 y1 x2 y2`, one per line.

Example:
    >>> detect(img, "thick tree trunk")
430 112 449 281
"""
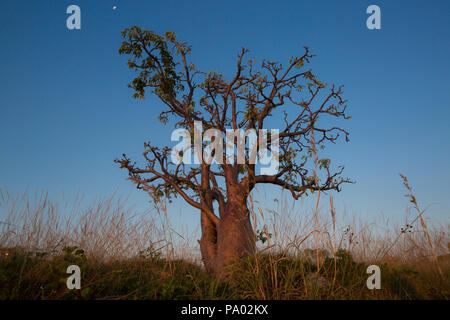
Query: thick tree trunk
199 197 256 278
215 200 256 277
199 210 217 274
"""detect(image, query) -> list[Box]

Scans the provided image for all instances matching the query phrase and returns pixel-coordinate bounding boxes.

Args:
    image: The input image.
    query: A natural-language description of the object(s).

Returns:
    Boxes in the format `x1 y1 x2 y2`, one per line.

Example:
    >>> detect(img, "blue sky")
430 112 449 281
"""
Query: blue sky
0 0 449 228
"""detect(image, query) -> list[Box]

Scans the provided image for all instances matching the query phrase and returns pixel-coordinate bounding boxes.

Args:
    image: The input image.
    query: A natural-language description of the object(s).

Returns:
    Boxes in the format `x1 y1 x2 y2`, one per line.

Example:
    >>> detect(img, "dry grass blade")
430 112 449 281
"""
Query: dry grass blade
399 174 444 279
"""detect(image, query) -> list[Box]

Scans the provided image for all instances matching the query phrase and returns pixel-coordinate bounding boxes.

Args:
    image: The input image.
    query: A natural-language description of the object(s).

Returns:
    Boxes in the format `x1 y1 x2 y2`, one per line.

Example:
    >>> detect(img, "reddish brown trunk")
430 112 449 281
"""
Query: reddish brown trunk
199 196 256 278
215 200 255 277
198 210 217 274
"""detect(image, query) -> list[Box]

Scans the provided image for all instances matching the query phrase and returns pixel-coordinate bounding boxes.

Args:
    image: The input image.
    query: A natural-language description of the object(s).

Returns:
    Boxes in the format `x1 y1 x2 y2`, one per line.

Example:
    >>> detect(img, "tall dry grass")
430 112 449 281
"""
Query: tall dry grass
0 181 448 299
0 188 197 263
240 179 449 299
249 186 449 267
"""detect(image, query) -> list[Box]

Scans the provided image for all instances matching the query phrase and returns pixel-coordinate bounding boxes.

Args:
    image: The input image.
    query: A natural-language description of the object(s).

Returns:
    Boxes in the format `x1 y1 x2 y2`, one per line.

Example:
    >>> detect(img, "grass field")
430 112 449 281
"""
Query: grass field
0 185 448 300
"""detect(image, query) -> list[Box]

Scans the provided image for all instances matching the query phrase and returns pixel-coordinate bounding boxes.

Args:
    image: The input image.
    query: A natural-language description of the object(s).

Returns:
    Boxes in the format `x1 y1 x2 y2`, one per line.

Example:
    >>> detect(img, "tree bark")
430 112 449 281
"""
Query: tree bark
199 194 256 278
215 199 256 277
199 210 217 274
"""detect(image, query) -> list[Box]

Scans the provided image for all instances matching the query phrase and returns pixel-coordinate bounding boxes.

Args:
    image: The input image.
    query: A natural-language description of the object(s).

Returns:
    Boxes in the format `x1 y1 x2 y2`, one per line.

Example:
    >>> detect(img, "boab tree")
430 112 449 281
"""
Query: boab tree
115 26 352 276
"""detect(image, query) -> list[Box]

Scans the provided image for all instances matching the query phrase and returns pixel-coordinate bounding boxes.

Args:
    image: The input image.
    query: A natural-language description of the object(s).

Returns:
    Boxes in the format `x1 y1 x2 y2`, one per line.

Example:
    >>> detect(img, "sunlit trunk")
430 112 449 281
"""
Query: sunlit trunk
198 210 217 274
214 198 256 277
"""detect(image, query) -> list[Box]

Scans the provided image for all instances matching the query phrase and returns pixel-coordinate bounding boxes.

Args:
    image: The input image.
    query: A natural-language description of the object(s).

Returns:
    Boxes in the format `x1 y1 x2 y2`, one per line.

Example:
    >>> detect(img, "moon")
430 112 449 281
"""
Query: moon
113 5 117 10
